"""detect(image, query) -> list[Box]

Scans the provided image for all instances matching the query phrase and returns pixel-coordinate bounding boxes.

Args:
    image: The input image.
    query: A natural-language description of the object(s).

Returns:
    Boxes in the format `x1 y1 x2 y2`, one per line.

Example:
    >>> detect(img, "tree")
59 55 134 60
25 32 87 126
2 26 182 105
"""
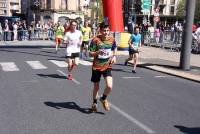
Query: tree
176 0 185 19
176 0 200 23
194 0 200 23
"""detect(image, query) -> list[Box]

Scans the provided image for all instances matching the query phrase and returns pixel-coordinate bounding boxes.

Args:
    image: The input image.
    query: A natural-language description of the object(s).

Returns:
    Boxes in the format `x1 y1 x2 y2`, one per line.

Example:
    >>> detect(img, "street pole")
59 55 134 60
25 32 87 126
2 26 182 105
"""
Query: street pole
180 0 196 70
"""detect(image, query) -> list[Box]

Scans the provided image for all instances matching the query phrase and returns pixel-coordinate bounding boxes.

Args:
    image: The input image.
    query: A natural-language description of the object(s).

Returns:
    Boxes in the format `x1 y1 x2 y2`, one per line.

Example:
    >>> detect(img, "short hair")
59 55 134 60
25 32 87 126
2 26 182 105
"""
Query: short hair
70 19 77 25
134 26 140 31
99 22 109 30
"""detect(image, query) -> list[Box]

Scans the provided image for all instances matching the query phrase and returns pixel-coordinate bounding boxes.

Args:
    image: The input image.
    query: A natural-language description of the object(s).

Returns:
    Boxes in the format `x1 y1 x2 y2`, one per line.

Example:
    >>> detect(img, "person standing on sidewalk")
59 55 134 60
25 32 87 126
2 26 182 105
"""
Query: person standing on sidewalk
89 22 117 112
63 20 83 80
124 27 142 73
54 21 64 52
80 20 92 59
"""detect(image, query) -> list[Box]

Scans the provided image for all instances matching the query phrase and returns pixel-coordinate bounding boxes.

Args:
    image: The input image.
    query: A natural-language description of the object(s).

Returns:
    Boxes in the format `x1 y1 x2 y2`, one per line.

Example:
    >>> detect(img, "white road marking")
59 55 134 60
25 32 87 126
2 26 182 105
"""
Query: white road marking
57 70 81 85
49 60 68 67
191 69 198 72
110 103 156 134
122 76 141 79
26 61 47 69
41 48 65 49
79 60 92 66
0 62 19 72
154 75 171 78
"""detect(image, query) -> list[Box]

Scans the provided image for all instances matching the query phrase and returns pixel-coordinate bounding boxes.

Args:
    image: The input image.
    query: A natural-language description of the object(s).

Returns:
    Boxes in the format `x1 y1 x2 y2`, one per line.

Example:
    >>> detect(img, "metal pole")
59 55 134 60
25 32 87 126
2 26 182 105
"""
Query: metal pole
180 0 196 70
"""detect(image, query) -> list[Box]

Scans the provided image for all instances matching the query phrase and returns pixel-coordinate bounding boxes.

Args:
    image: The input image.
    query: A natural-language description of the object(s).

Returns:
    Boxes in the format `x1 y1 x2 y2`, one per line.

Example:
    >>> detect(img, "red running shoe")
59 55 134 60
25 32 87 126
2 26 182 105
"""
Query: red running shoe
67 74 73 80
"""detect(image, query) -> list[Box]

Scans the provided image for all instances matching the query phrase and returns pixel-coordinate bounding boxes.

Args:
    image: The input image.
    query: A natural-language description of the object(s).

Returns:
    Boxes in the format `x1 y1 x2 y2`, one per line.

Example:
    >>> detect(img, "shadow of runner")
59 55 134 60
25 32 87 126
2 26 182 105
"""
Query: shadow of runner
44 101 105 115
175 125 200 134
37 74 66 79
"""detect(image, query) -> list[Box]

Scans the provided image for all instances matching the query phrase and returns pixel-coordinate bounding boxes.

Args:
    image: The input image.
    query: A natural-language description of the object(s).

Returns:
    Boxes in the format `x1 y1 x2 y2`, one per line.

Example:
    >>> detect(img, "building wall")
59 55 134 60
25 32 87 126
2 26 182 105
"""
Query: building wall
151 0 180 16
39 0 91 24
0 0 21 16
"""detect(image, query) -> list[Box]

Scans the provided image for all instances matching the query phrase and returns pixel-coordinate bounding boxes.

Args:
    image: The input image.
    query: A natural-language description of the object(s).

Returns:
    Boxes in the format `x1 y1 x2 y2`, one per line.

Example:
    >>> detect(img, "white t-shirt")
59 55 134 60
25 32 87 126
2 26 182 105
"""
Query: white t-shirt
64 30 82 56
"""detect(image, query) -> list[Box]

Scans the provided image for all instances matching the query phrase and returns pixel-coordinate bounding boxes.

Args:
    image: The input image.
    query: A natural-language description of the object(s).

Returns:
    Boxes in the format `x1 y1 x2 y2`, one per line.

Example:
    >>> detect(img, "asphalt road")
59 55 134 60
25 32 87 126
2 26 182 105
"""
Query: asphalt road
0 48 200 134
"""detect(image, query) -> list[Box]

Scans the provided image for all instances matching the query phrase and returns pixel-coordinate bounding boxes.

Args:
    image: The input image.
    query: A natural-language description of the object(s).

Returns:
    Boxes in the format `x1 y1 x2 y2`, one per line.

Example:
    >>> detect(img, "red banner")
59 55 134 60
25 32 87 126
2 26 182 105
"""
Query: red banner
102 0 124 32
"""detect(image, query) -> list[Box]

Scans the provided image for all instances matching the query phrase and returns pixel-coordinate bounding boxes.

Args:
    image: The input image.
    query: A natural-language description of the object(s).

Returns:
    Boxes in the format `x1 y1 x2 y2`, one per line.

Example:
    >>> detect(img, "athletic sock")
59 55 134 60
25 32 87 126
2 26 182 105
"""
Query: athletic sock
93 99 98 104
101 94 107 101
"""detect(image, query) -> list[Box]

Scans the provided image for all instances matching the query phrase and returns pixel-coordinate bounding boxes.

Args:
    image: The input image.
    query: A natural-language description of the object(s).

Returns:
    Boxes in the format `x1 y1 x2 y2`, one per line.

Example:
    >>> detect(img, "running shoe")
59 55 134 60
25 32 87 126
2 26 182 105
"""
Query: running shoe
67 74 73 80
132 70 136 73
100 98 110 111
91 103 97 112
124 61 128 66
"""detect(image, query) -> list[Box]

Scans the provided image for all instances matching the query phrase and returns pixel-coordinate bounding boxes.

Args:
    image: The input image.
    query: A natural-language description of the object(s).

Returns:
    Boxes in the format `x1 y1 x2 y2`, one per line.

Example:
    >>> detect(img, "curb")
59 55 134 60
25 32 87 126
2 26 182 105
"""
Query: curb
141 64 200 83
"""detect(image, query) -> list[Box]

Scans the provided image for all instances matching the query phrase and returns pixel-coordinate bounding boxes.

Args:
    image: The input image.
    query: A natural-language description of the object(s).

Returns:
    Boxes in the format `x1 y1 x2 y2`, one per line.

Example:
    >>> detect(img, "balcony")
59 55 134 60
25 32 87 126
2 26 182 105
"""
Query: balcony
10 5 19 10
10 0 19 3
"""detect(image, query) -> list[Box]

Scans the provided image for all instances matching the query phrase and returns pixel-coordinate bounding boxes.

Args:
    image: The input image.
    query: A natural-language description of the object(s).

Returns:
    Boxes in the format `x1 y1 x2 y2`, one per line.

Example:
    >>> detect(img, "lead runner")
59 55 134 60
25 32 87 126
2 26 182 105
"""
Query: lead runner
89 22 117 112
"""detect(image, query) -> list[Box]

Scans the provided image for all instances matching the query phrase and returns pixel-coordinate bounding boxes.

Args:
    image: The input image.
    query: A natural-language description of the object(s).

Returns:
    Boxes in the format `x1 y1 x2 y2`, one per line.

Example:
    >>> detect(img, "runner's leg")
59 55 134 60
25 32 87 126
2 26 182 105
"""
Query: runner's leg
133 53 139 71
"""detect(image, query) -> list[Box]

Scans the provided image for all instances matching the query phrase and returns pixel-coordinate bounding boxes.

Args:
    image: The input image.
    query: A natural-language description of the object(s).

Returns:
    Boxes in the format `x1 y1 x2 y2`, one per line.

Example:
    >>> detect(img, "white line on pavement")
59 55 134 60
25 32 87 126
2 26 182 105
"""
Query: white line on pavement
0 62 19 72
110 103 156 134
154 75 172 78
57 70 81 85
26 61 47 69
49 60 68 67
122 76 141 79
79 60 92 66
41 48 65 49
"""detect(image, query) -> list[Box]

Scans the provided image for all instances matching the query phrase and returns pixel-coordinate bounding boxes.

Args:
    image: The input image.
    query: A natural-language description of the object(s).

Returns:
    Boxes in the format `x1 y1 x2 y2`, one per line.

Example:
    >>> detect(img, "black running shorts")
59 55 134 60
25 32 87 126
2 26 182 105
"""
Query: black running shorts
91 68 112 83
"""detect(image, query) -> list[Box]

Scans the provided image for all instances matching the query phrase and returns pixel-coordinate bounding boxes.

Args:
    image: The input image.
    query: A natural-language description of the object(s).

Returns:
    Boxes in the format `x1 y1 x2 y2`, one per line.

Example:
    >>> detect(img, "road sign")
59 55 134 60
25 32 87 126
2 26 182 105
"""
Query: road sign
154 16 160 22
141 0 151 10
34 0 40 6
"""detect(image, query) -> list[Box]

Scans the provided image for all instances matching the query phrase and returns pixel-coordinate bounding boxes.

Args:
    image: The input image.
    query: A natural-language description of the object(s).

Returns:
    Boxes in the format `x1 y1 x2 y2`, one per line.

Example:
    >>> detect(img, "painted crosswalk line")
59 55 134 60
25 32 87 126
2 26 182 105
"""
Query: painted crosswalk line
26 61 47 69
49 60 68 67
79 60 92 66
0 60 92 72
0 62 20 72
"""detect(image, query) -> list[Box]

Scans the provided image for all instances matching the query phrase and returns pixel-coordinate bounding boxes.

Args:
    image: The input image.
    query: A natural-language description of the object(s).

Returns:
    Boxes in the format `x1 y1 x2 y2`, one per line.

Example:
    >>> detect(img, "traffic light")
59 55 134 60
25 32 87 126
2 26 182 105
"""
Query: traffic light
141 0 151 11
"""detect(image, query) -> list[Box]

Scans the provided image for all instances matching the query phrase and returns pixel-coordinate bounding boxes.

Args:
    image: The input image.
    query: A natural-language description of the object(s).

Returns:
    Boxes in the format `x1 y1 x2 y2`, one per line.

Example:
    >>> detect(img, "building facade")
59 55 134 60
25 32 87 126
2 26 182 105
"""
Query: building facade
0 0 21 16
151 0 180 16
150 0 181 24
22 0 93 24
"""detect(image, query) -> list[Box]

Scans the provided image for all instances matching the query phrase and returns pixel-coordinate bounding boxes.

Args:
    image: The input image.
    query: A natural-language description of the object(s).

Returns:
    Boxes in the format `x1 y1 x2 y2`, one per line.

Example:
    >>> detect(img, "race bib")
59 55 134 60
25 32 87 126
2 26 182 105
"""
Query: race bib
131 42 139 50
98 48 112 59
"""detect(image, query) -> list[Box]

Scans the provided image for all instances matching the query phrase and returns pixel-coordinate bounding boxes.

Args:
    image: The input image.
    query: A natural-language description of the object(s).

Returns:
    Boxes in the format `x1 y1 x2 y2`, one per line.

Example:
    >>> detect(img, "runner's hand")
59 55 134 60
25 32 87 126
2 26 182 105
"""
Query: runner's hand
110 55 116 64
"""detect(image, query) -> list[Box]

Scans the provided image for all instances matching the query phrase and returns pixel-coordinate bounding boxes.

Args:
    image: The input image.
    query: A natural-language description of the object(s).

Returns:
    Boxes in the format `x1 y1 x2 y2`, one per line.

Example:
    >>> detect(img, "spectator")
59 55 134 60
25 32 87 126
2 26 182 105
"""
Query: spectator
155 24 160 44
3 19 9 41
0 23 2 41
13 22 18 41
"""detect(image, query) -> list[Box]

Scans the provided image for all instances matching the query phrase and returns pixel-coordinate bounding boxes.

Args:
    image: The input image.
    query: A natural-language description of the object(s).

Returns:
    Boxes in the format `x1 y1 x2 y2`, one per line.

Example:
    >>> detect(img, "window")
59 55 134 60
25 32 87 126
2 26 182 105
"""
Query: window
0 2 7 8
160 0 164 4
47 0 51 9
170 0 175 5
170 6 175 15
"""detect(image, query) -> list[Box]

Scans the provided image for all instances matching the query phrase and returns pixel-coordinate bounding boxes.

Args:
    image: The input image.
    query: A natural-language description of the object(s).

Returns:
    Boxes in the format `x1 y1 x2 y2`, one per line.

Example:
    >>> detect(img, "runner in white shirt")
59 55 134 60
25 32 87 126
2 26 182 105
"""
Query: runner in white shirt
63 20 83 80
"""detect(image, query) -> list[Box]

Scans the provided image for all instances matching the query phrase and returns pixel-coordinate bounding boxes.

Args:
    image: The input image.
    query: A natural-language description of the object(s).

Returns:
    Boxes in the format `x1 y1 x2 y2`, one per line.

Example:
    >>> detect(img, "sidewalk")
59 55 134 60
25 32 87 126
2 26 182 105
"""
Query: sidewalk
118 46 200 83
0 40 200 82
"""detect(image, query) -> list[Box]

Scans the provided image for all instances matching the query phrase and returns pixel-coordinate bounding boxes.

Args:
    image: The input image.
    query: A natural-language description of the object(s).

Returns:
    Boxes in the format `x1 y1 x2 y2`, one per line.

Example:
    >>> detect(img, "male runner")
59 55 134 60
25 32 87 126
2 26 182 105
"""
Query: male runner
124 27 142 73
54 21 64 52
80 20 92 59
63 20 83 80
89 22 117 112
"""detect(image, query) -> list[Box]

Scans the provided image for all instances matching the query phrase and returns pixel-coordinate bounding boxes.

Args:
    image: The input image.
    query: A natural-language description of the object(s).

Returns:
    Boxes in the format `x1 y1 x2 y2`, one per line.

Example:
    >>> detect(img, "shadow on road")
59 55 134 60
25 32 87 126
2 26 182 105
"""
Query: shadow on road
44 101 105 115
37 74 66 79
175 125 200 134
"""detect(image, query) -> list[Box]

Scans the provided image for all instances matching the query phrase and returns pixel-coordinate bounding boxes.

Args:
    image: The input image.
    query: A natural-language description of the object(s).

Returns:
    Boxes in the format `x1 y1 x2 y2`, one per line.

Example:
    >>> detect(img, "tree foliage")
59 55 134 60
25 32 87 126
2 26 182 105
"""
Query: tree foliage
176 0 185 19
176 0 200 23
